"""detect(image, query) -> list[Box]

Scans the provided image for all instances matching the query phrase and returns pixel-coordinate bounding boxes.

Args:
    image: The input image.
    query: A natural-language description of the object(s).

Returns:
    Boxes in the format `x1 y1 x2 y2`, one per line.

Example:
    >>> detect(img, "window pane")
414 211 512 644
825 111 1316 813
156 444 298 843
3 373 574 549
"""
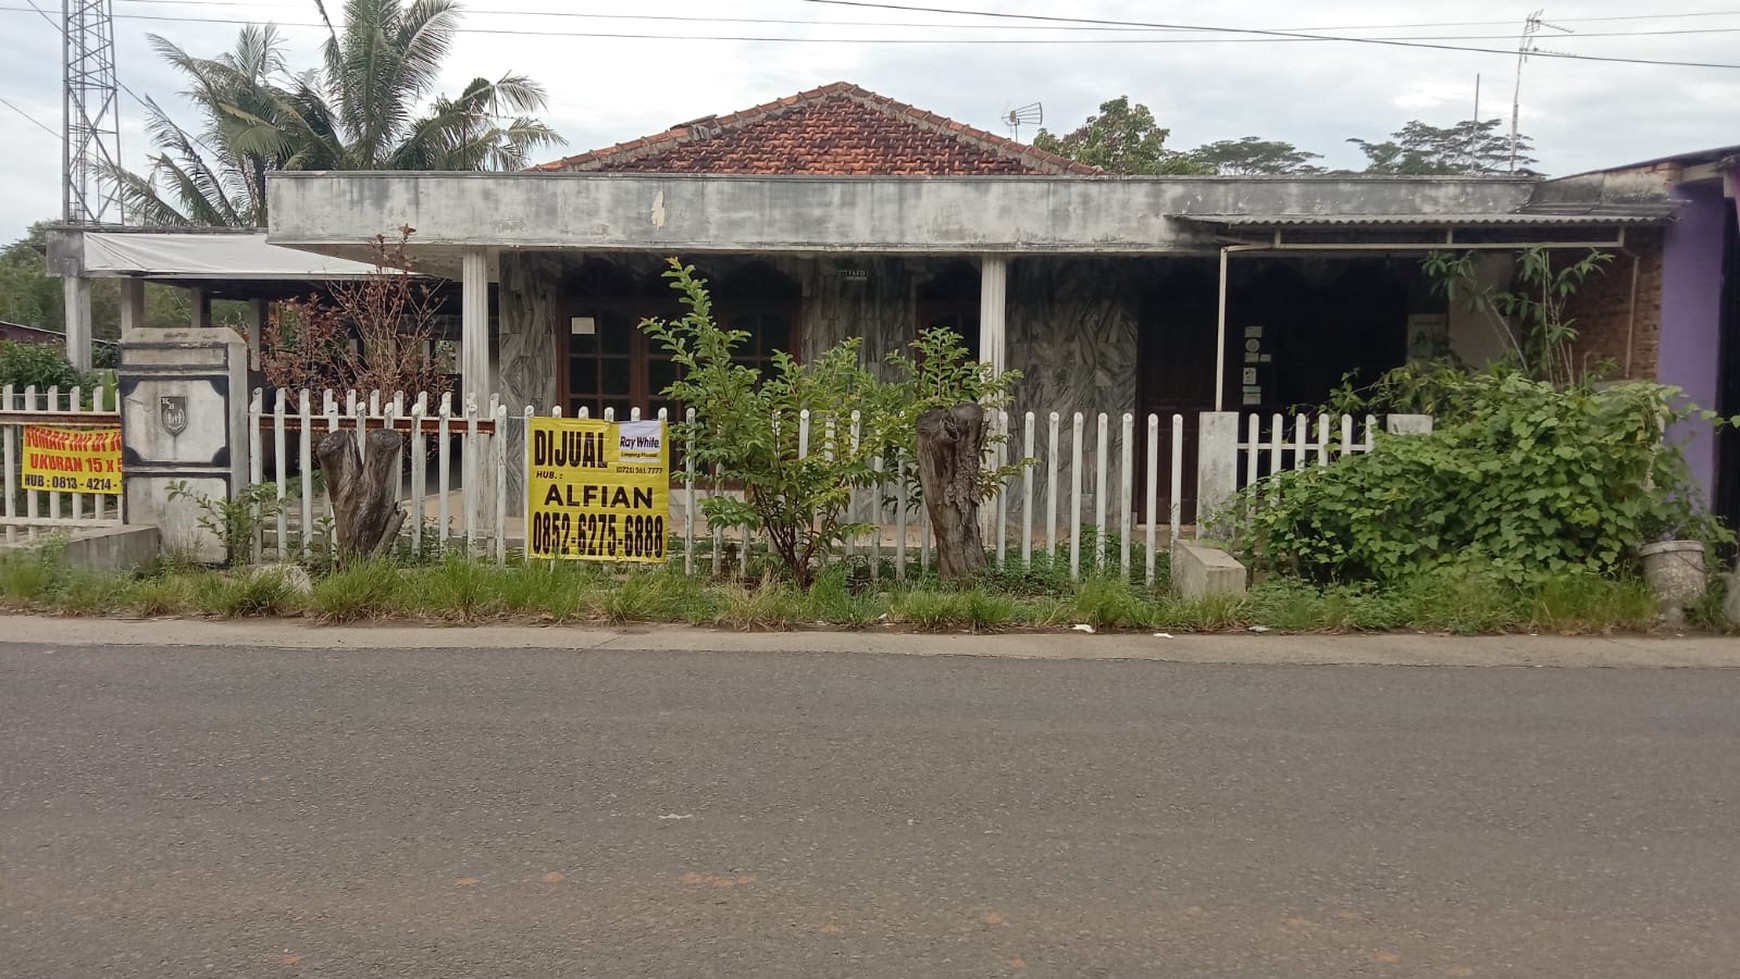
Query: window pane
760 313 789 356
569 360 598 395
570 330 598 354
601 311 633 355
648 358 680 396
602 359 632 395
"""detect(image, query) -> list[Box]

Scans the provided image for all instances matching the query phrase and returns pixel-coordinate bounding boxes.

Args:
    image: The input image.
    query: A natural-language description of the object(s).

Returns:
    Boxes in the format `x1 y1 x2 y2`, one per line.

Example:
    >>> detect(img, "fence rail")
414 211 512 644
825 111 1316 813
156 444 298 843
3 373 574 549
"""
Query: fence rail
248 389 1431 581
0 384 123 545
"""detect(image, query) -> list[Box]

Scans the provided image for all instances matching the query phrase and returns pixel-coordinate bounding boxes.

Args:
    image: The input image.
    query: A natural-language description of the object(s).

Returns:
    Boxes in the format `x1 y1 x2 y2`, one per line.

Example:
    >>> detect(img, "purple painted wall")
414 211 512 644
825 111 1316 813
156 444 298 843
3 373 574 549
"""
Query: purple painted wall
1658 180 1727 500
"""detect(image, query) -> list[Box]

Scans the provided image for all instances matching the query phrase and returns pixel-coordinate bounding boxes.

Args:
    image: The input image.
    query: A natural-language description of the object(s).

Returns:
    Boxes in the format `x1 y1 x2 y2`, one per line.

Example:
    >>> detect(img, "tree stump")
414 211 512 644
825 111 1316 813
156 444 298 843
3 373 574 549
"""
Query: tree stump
316 428 406 562
916 402 988 580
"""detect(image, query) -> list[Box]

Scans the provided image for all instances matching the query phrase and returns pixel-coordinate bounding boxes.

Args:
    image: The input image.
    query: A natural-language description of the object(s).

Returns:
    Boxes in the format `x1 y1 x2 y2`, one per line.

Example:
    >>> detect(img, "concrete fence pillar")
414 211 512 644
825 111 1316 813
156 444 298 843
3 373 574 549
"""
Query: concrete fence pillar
1196 411 1240 537
118 328 250 563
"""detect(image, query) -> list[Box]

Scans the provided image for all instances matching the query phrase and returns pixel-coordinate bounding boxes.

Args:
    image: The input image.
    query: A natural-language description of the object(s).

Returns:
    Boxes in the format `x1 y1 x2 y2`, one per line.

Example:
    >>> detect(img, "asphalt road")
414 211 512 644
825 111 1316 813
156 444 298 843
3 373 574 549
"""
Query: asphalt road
1 643 1736 978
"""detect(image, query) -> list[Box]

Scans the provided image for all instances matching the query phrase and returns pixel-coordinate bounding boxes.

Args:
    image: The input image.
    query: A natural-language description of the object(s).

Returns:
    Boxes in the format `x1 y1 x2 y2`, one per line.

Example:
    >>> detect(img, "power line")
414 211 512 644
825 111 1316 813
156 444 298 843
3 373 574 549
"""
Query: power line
104 0 1740 34
0 93 59 138
790 0 1740 68
9 6 1740 46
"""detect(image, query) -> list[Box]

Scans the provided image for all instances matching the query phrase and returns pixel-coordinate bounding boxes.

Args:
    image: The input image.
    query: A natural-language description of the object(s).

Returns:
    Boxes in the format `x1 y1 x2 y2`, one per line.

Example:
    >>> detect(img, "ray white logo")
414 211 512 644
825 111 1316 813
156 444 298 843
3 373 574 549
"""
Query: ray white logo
617 421 664 461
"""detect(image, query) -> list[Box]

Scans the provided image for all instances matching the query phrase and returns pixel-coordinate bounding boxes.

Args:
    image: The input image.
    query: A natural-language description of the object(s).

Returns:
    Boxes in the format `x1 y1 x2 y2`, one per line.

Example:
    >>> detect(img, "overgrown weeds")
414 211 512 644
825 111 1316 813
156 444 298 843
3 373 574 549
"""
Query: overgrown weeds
0 544 1723 636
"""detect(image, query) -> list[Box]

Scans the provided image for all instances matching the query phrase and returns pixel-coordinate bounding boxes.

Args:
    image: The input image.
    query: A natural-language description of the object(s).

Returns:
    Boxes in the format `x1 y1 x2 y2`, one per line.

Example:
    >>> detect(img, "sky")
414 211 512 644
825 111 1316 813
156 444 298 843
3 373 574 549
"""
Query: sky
2 0 1738 244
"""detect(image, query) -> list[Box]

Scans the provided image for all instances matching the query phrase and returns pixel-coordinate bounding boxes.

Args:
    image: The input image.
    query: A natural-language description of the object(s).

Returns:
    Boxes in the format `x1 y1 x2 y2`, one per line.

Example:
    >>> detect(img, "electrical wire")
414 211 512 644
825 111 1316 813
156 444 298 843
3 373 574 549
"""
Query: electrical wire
9 6 1740 50
0 93 59 139
790 0 1740 68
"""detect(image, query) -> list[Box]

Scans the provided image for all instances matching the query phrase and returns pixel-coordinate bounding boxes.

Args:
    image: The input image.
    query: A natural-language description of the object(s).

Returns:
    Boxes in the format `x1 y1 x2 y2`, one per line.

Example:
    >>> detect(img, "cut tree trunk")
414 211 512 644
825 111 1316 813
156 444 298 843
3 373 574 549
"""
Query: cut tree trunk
316 428 406 562
916 402 988 580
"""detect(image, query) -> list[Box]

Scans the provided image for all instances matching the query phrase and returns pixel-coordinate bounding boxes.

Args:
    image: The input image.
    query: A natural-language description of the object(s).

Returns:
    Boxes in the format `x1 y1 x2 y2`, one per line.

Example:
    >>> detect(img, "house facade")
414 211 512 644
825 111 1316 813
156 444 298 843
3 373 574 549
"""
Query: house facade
257 83 1696 518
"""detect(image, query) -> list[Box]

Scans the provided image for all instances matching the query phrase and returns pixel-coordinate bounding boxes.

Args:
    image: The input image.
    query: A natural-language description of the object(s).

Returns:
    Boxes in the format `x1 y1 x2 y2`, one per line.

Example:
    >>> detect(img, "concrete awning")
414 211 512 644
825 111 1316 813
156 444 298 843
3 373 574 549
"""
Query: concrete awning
56 230 387 280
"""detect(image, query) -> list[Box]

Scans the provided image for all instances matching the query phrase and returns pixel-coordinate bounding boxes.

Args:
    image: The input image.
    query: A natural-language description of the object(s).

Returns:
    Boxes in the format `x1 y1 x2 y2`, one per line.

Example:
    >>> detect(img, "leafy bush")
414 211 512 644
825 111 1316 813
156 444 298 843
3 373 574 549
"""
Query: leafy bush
643 261 901 590
1229 374 1733 584
0 341 89 394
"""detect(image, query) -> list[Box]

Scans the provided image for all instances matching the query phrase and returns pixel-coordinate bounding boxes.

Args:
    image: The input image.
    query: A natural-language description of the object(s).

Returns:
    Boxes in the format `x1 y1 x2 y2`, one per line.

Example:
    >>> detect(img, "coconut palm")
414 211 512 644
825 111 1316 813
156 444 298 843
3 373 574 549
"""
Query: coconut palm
117 0 563 227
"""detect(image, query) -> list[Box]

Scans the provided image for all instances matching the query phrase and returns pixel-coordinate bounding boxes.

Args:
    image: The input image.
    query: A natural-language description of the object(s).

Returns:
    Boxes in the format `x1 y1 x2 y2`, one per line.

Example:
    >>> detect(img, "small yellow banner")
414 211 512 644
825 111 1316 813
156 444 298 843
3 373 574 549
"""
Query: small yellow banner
526 417 669 562
21 426 123 495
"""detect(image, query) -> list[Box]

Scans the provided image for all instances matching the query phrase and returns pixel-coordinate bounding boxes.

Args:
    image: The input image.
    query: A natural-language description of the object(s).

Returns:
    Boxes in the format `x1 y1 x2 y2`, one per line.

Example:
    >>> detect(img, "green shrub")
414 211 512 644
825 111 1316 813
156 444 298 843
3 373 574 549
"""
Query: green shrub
0 340 88 394
416 556 505 621
1231 374 1733 585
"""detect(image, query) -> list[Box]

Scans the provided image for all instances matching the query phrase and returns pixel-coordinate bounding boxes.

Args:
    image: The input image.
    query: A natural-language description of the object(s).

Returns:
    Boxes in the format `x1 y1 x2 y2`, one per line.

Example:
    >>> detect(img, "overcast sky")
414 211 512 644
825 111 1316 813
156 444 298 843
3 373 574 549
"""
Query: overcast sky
2 0 1737 244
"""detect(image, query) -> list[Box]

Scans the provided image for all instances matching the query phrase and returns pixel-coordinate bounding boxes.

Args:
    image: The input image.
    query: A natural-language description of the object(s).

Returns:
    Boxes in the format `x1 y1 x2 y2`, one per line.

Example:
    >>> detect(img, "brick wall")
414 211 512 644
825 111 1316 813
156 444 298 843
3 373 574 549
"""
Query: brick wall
1561 229 1662 381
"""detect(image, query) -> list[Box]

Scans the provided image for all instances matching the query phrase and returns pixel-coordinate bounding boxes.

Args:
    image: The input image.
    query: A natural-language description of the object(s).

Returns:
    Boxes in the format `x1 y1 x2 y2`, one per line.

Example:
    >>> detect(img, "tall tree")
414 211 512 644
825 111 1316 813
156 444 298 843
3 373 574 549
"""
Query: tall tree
1186 137 1323 175
1350 118 1535 176
1032 96 1206 175
117 0 564 227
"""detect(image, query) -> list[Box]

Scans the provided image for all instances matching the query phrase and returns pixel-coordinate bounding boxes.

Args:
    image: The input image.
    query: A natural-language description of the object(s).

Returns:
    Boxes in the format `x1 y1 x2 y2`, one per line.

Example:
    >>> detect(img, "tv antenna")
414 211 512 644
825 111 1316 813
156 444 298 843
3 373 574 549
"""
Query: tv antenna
1004 101 1042 141
62 0 126 224
1509 9 1571 173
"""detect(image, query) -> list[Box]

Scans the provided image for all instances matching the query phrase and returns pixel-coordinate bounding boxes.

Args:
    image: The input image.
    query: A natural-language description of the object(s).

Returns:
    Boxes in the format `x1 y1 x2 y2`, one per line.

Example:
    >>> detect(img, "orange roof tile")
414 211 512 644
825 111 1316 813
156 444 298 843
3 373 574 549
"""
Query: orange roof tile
533 82 1097 177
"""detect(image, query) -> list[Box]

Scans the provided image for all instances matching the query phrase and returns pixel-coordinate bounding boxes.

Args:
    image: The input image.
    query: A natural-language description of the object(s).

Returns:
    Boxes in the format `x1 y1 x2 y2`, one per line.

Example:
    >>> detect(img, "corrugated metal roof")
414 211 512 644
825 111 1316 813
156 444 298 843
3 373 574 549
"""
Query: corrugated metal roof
1178 210 1671 228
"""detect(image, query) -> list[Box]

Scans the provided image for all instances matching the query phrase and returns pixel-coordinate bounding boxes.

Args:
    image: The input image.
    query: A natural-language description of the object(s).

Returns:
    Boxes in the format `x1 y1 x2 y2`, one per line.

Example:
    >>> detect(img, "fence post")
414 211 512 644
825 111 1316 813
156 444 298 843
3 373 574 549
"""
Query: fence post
1094 412 1109 568
1021 411 1035 570
1144 413 1158 586
410 399 427 558
272 391 288 561
1046 412 1059 564
494 403 508 563
1386 414 1435 435
1069 412 1084 580
1119 412 1133 578
1169 413 1183 553
1196 411 1240 539
248 389 264 562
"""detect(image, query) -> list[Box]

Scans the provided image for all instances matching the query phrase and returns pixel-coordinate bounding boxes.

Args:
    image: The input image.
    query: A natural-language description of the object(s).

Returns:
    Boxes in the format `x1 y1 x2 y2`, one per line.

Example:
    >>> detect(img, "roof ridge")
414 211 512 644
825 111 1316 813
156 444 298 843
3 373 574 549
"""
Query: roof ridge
530 82 1097 176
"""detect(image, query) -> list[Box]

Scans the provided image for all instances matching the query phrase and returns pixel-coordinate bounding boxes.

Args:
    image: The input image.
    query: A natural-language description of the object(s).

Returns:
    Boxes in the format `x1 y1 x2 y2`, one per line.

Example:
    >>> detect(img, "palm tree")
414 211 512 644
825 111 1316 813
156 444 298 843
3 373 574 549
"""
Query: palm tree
115 25 294 226
117 0 564 227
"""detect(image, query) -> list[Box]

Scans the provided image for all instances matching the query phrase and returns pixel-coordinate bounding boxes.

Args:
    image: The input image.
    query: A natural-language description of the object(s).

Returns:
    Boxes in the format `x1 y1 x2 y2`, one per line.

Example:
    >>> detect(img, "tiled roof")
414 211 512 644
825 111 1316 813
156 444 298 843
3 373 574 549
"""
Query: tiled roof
533 82 1097 177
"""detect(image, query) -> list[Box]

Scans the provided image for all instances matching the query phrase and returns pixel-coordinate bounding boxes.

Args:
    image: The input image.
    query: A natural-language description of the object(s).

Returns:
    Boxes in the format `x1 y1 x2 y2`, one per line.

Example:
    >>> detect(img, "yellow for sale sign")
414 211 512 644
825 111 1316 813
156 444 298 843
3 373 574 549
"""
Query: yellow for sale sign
21 426 123 495
526 417 669 562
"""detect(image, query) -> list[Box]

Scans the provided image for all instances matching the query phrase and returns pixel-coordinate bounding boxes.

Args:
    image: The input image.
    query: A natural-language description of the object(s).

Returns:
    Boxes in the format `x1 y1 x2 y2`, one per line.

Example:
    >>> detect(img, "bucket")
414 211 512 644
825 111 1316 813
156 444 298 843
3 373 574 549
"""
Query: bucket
1640 540 1707 624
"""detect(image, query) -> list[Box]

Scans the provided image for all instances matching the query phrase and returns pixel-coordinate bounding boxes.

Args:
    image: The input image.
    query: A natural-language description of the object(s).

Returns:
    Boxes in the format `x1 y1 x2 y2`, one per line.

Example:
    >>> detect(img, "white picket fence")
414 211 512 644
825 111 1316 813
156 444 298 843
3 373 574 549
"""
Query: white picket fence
0 384 124 545
247 388 1431 582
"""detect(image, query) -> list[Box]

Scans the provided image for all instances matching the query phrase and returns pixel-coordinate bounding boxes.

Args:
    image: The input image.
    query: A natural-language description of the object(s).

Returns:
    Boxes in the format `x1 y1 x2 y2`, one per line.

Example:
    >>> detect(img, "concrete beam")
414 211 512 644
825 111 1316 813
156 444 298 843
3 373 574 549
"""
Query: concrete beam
267 172 1539 261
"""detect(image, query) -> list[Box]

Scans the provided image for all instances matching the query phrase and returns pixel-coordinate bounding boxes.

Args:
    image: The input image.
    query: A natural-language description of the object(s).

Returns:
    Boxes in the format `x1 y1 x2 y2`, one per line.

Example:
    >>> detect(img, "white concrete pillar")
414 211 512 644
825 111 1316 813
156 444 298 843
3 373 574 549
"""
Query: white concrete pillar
978 255 1008 375
461 248 490 400
63 276 93 372
118 277 146 333
244 298 267 371
189 287 211 329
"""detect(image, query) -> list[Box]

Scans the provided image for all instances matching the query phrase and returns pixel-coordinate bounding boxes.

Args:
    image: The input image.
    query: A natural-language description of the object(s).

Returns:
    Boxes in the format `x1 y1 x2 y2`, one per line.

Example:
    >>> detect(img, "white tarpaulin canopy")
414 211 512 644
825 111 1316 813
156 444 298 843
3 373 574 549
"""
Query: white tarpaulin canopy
78 231 388 280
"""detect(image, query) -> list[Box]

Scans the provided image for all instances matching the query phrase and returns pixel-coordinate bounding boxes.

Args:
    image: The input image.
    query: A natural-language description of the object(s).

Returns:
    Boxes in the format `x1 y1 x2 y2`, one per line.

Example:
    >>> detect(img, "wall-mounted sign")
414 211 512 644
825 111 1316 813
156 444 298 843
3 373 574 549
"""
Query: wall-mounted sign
21 426 122 495
1244 325 1265 339
570 316 597 336
1241 367 1258 385
837 268 870 281
526 417 668 562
